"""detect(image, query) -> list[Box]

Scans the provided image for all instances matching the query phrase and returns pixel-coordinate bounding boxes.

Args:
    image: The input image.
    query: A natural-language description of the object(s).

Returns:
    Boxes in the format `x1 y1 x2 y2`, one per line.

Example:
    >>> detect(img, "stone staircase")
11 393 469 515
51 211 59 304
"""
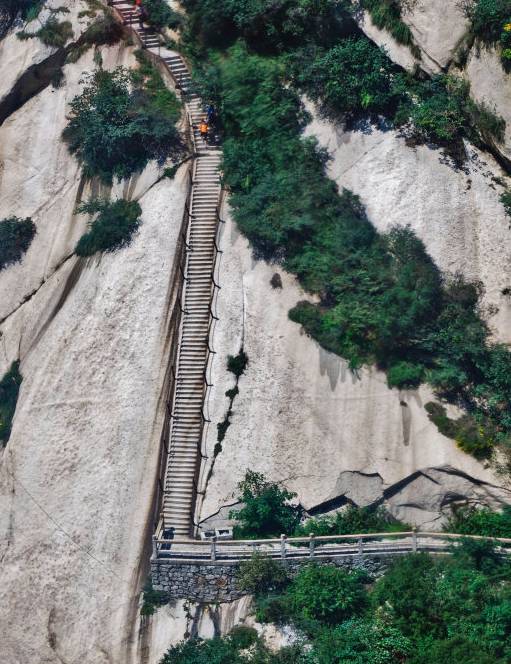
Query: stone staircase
110 1 222 537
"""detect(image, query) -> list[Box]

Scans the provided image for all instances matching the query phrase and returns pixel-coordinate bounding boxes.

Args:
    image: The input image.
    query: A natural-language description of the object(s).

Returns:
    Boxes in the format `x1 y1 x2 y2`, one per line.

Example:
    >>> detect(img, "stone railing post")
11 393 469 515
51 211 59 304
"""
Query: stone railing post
309 533 315 558
210 536 217 561
412 527 418 553
280 534 287 561
151 535 158 560
357 538 364 555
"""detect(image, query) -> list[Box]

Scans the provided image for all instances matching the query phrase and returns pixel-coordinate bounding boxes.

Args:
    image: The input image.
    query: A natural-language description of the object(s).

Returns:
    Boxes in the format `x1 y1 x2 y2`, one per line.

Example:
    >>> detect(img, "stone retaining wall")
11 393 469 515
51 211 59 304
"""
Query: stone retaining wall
151 554 396 602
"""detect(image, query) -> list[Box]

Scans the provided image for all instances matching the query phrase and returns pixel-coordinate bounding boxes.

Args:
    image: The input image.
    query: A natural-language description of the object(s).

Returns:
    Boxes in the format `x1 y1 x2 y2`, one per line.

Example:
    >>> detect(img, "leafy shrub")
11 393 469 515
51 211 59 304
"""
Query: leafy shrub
63 61 183 182
82 11 124 46
291 37 403 118
424 402 496 459
410 636 504 664
371 553 446 639
192 43 511 450
403 75 505 147
0 216 36 270
445 504 511 538
230 470 302 538
0 361 22 446
254 593 291 624
501 189 511 216
361 0 420 57
227 625 258 651
75 199 141 256
286 564 368 626
386 360 424 388
294 505 408 537
140 579 167 615
143 0 183 30
0 0 39 35
182 0 350 53
236 552 289 593
311 618 412 664
470 0 511 44
227 348 248 377
18 16 74 47
160 637 243 664
36 17 72 46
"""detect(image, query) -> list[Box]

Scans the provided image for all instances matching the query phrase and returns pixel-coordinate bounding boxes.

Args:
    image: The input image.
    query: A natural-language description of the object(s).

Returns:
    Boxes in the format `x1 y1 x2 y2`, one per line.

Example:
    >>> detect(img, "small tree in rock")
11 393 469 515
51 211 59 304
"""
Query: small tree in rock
230 470 302 538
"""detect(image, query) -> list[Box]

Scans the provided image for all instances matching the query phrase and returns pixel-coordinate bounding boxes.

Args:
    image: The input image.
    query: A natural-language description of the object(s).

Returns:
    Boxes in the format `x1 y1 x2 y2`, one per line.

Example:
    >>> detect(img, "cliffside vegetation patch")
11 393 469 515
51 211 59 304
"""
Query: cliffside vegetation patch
0 216 36 270
0 361 22 446
63 52 183 182
0 0 40 36
465 0 511 68
17 8 74 48
161 541 511 663
180 2 511 456
143 0 183 31
359 0 420 57
229 471 407 539
75 198 142 256
215 348 248 456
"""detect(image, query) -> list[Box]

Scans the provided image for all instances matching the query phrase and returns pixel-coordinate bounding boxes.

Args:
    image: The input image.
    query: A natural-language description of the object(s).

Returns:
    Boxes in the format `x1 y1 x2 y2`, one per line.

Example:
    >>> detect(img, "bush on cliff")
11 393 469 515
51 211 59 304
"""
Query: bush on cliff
75 198 141 256
190 43 511 452
63 61 183 182
230 470 302 538
0 361 22 446
0 216 36 270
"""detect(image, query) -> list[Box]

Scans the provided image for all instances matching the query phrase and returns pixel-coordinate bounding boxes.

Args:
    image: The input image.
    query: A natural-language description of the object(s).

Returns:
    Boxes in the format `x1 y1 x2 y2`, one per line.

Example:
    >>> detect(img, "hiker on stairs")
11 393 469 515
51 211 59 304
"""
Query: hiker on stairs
199 120 209 142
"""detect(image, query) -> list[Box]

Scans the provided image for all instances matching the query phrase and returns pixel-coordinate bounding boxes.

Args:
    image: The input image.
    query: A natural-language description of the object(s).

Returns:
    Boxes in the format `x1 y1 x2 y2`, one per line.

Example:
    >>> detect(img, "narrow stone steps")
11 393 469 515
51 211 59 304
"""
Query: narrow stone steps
113 11 222 539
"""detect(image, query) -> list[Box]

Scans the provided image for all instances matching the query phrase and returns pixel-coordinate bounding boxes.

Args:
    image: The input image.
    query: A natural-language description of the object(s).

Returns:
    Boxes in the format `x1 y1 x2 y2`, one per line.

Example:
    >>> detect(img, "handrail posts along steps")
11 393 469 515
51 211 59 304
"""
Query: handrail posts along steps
109 1 223 539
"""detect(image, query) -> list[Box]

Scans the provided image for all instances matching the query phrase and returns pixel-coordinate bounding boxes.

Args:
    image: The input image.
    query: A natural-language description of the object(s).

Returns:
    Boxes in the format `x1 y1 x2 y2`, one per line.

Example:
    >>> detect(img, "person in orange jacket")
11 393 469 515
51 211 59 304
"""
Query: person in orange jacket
199 120 209 141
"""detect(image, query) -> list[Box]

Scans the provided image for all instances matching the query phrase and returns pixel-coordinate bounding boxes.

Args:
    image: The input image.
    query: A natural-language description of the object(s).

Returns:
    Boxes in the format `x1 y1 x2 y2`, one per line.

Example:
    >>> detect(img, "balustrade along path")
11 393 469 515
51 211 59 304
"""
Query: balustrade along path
109 1 222 538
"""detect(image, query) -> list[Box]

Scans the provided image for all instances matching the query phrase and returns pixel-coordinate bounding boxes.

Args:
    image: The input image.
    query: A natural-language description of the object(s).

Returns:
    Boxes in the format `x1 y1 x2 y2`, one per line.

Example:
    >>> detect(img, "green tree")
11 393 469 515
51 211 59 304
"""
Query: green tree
294 505 408 537
371 554 445 639
63 64 183 182
75 199 142 256
311 618 411 663
230 470 302 538
0 216 36 270
0 361 22 446
236 552 289 593
286 564 368 626
446 505 511 538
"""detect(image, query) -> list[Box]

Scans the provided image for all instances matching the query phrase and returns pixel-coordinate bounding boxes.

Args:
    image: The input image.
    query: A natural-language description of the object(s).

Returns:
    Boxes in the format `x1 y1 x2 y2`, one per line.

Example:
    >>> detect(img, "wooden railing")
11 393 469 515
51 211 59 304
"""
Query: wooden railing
150 531 511 563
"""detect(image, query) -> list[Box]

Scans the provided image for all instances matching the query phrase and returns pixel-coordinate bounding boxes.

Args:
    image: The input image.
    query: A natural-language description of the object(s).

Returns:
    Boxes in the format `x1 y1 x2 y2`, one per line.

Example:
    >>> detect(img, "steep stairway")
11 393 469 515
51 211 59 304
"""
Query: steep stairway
110 1 222 537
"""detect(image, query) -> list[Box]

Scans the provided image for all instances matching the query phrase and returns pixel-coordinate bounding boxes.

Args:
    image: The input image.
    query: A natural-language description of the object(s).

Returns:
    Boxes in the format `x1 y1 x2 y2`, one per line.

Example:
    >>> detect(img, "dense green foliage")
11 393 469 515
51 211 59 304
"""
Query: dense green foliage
294 505 408 537
0 0 40 35
0 216 36 270
286 564 368 626
63 54 182 182
182 0 350 53
191 43 511 449
446 505 511 538
160 628 304 663
236 552 289 593
17 16 74 47
466 0 511 66
425 402 496 458
144 0 183 30
0 361 22 446
292 42 504 148
75 198 141 256
501 189 511 216
360 0 420 56
230 470 302 538
227 348 248 377
168 543 511 663
140 579 167 616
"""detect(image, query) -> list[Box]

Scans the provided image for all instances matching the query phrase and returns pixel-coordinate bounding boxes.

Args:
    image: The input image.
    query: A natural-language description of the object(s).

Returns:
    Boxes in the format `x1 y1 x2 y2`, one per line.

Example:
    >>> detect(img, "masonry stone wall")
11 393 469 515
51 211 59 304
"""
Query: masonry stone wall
151 554 397 602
